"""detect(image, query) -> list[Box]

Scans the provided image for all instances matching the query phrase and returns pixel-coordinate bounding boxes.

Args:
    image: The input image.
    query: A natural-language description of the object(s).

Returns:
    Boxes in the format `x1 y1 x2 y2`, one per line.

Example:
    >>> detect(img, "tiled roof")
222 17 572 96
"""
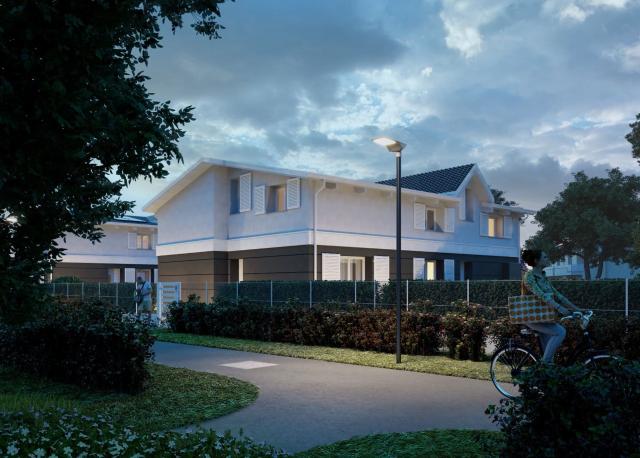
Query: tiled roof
376 164 475 194
110 215 157 226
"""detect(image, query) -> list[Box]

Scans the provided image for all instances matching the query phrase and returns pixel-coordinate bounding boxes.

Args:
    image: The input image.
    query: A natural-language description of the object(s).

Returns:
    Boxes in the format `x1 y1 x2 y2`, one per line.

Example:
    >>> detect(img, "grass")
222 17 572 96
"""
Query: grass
153 330 494 381
0 363 258 432
294 430 503 457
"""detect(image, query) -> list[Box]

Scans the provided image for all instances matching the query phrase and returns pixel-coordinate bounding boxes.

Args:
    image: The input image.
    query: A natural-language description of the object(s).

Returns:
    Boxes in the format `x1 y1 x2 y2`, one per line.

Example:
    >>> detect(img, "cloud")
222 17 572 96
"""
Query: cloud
542 0 631 22
606 38 640 72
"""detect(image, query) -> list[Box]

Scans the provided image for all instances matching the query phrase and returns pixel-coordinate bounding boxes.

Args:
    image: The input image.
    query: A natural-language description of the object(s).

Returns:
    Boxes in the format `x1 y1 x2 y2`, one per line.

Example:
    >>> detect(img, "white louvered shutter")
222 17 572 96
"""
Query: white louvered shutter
414 203 426 230
503 216 513 239
286 177 300 209
444 259 455 281
322 253 340 280
413 258 426 280
254 185 266 215
153 268 159 283
128 232 137 249
124 268 136 283
480 213 489 236
444 207 456 233
239 173 251 212
458 193 466 221
373 256 390 282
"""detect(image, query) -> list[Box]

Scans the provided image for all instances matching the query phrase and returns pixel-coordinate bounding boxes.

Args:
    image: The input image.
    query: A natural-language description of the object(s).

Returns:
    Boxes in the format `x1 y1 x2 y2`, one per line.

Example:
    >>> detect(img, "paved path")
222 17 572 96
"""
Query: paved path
154 342 501 453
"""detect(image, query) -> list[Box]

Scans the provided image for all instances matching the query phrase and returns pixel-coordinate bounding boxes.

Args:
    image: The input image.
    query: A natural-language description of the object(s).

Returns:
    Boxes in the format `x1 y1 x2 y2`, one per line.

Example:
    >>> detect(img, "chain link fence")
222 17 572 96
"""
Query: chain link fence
46 282 157 313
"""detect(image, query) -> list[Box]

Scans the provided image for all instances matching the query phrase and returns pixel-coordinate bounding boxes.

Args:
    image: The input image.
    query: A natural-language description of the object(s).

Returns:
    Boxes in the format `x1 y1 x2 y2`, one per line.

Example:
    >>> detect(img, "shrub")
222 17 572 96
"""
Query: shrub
487 360 640 457
0 409 285 457
168 299 444 356
442 301 491 361
52 276 83 283
0 302 154 393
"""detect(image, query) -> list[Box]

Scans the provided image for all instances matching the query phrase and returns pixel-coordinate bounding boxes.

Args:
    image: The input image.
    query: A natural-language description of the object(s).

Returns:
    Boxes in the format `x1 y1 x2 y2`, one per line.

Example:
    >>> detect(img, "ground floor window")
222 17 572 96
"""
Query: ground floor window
426 261 436 281
340 256 365 281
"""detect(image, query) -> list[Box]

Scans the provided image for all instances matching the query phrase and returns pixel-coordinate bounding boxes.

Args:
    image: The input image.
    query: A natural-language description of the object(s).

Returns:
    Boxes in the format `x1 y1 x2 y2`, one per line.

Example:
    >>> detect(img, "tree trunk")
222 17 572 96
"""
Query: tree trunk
595 257 604 279
583 257 591 280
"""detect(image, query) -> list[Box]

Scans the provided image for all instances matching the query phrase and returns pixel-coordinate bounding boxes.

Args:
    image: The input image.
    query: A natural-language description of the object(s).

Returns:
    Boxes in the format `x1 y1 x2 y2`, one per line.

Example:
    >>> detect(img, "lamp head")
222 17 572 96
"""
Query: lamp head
373 136 405 154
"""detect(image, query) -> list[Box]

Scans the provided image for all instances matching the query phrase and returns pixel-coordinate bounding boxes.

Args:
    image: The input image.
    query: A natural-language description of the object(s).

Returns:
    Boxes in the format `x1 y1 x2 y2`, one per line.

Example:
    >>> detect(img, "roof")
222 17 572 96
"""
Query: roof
376 164 476 194
109 215 157 226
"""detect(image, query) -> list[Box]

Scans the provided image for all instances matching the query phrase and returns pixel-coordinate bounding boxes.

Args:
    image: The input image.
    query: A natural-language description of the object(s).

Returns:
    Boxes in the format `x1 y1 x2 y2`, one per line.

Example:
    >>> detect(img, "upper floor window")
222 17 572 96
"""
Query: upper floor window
414 203 455 233
128 232 153 250
481 213 513 239
267 185 286 212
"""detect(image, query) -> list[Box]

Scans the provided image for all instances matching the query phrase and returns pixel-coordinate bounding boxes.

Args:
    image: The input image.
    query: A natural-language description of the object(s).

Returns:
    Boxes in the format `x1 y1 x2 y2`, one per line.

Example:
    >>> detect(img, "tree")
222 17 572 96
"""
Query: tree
0 1 226 321
491 188 518 207
627 113 640 164
526 169 640 280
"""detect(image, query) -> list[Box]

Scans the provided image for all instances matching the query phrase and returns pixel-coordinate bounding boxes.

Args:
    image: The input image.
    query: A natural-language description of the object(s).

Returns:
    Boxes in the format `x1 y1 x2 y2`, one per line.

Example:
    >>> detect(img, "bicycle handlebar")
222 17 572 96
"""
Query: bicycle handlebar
560 310 593 329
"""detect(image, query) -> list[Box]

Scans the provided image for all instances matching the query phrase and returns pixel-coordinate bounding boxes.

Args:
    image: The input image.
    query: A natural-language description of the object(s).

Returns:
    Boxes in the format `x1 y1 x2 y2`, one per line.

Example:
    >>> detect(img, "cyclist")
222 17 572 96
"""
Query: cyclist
520 249 584 363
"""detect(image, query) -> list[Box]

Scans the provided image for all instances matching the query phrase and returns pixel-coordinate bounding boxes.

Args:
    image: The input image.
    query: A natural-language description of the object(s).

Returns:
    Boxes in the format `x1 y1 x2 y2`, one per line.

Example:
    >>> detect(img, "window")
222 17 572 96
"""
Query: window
465 188 474 221
230 178 239 213
108 268 120 284
488 217 497 237
137 234 150 250
426 209 436 231
426 261 436 281
267 185 286 212
340 256 365 281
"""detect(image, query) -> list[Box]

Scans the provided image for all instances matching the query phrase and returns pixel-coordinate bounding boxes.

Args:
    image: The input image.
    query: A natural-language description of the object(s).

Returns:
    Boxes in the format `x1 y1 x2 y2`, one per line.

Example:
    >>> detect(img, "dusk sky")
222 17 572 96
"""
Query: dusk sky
126 0 640 241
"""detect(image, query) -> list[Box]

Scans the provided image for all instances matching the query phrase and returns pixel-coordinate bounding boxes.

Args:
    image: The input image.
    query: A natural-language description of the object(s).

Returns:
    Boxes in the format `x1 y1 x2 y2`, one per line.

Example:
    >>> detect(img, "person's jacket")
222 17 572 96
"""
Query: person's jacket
524 269 575 316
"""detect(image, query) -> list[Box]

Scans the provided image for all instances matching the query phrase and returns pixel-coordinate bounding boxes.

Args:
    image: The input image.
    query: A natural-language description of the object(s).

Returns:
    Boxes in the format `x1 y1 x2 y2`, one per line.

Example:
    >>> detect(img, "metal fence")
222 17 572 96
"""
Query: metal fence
46 282 155 313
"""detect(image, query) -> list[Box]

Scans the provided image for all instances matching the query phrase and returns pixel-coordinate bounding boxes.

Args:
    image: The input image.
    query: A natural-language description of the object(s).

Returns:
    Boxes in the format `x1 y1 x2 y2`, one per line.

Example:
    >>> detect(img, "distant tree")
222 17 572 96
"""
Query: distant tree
491 188 518 207
627 113 640 164
0 1 226 322
526 169 640 280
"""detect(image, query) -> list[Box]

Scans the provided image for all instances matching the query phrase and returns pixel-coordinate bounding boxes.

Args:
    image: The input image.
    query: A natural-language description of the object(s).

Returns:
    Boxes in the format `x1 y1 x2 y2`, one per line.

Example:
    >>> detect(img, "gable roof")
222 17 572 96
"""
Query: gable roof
376 164 475 194
108 215 157 226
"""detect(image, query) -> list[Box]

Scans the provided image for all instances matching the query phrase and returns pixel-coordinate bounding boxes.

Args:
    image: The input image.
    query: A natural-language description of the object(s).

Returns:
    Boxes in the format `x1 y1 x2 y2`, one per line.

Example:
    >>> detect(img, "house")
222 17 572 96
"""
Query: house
143 159 533 300
52 215 158 283
545 255 638 279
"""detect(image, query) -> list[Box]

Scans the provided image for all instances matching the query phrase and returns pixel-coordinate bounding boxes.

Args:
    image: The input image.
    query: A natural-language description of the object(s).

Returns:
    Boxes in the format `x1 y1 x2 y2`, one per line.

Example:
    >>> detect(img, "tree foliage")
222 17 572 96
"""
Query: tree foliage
0 0 226 321
627 112 640 164
526 169 640 279
491 188 518 207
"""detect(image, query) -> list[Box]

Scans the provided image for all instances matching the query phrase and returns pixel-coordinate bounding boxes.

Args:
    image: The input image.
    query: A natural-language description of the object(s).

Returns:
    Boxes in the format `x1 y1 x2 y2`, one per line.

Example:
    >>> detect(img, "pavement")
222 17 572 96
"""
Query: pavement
154 341 501 454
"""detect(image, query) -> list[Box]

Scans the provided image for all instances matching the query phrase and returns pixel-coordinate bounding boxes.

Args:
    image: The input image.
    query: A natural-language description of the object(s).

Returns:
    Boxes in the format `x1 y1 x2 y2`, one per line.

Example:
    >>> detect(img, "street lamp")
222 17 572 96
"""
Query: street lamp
373 136 405 364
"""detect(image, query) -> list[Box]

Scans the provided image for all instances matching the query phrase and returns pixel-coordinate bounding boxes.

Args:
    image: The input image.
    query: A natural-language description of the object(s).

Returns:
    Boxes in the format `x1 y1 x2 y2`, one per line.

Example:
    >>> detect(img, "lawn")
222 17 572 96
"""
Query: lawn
153 330 494 381
0 363 258 432
295 430 503 457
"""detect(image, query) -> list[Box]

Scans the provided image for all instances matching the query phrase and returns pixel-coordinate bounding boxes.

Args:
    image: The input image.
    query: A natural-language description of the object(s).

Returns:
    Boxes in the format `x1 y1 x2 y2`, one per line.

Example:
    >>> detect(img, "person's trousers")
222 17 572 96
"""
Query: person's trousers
526 322 566 363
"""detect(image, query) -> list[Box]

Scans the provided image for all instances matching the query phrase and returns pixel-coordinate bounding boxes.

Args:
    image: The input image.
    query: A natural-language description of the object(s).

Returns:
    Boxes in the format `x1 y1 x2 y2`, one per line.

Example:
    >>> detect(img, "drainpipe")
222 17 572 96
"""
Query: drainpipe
313 180 327 280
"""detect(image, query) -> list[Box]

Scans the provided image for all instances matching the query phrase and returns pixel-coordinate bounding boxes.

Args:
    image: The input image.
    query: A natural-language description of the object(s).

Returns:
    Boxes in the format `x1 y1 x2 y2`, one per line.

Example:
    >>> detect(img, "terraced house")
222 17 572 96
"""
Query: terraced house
143 159 532 300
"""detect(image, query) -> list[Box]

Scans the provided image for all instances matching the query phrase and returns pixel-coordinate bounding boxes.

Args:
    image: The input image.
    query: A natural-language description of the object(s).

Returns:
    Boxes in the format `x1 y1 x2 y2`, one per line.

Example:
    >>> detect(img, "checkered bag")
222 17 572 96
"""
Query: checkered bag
508 295 557 324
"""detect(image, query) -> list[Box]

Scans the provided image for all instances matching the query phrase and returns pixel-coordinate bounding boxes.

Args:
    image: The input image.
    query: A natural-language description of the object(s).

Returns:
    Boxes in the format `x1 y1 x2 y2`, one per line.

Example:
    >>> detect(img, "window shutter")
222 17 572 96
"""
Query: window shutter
321 253 341 280
286 177 300 210
239 173 251 212
373 256 390 282
480 213 489 236
444 207 456 233
128 232 137 250
458 193 466 221
413 258 426 280
503 216 513 239
153 268 158 283
254 185 266 215
149 232 156 249
124 268 136 283
444 259 455 280
413 203 426 230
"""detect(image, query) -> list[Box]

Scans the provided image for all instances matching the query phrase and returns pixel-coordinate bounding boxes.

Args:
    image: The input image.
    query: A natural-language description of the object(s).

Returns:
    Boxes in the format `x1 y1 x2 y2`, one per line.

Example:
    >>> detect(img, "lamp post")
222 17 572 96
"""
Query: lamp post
373 136 405 364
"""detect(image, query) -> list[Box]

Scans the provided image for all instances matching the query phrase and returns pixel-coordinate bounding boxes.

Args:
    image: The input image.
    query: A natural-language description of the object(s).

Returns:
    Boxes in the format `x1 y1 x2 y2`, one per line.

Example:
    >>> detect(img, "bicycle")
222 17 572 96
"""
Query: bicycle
489 310 617 399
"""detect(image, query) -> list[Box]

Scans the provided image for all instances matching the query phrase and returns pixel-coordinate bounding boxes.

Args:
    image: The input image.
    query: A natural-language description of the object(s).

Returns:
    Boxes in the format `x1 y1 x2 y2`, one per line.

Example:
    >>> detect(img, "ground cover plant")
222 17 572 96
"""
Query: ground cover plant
0 409 284 458
0 363 258 433
487 360 640 457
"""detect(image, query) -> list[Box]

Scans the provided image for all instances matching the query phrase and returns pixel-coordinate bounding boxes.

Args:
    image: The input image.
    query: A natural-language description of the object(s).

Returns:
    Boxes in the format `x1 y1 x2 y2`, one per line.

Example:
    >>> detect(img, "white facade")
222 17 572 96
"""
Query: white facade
545 255 638 279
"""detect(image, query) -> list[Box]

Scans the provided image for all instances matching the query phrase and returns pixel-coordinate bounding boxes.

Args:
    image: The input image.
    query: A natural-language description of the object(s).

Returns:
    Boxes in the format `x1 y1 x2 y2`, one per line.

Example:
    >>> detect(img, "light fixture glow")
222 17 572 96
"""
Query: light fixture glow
372 136 406 153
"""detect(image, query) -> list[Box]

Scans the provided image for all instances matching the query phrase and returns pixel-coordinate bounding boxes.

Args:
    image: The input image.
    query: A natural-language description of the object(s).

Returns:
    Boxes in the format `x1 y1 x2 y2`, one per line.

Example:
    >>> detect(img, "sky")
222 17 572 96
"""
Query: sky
125 0 640 242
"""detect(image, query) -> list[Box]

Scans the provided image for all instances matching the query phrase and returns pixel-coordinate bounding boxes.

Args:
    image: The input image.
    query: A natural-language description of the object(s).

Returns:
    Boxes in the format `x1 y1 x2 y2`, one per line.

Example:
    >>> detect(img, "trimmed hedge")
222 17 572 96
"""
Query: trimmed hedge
0 302 154 393
168 299 444 356
442 301 493 361
0 409 285 457
488 315 640 362
487 360 640 457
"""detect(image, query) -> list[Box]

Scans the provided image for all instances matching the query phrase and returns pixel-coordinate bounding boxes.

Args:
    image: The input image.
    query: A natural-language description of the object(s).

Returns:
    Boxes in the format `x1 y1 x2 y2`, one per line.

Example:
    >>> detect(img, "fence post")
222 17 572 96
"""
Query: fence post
466 279 470 304
97 282 101 301
270 281 273 308
81 283 84 301
354 281 357 304
309 280 312 309
236 282 239 304
115 283 119 307
625 277 629 318
373 281 376 310
406 280 409 311
205 280 208 304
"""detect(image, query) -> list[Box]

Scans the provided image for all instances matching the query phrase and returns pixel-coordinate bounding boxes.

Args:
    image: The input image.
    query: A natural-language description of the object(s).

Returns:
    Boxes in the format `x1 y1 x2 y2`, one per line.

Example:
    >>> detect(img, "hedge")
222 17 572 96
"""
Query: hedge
0 302 154 393
216 279 640 313
487 360 640 457
168 299 444 356
0 409 285 457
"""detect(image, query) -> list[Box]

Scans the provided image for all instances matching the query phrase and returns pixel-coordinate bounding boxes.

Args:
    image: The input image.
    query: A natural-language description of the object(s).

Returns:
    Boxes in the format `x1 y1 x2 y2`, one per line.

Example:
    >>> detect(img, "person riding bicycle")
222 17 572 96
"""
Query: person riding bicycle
520 249 584 363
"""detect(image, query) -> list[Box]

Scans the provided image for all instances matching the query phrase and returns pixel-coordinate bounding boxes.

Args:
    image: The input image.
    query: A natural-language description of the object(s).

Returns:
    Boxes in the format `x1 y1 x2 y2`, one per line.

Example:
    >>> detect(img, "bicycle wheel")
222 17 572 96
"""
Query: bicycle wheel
583 352 620 371
490 345 538 399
